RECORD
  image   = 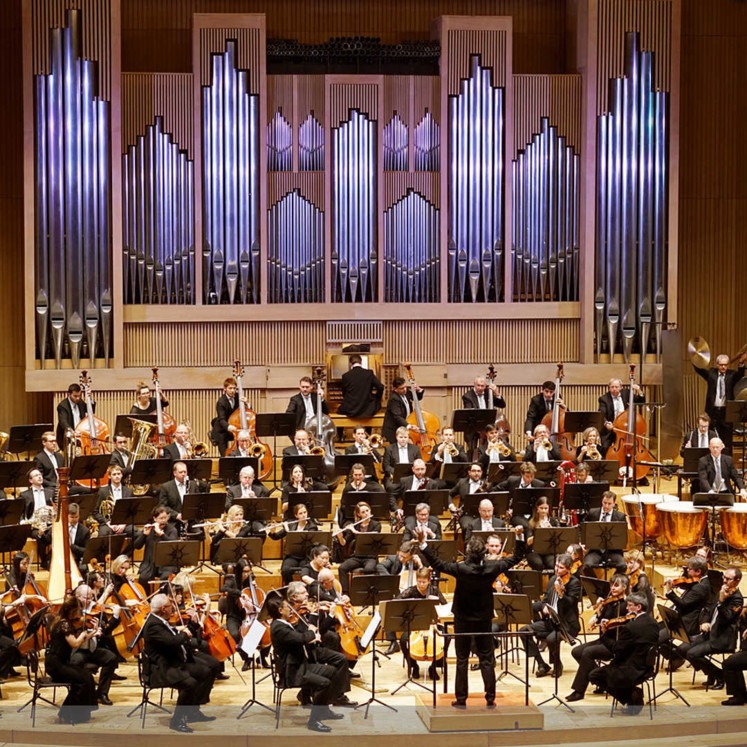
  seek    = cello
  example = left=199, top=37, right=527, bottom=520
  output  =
left=227, top=361, right=274, bottom=480
left=74, top=371, right=111, bottom=487
left=306, top=366, right=339, bottom=487
left=151, top=367, right=176, bottom=449
left=540, top=363, right=575, bottom=461
left=606, top=365, right=653, bottom=482
left=403, top=363, right=440, bottom=461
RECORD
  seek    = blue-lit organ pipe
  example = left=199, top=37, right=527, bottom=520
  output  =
left=383, top=190, right=440, bottom=303
left=595, top=32, right=668, bottom=361
left=414, top=111, right=440, bottom=172
left=511, top=118, right=580, bottom=302
left=34, top=9, right=112, bottom=368
left=299, top=114, right=324, bottom=172
left=383, top=114, right=408, bottom=171
left=447, top=56, right=504, bottom=302
left=122, top=117, right=194, bottom=304
left=332, top=109, right=377, bottom=303
left=202, top=40, right=260, bottom=304
left=267, top=110, right=292, bottom=172
left=268, top=189, right=324, bottom=303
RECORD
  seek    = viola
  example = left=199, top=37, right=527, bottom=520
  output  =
left=601, top=612, right=636, bottom=633
left=670, top=577, right=697, bottom=588
left=540, top=363, right=575, bottom=460
left=403, top=363, right=440, bottom=461
left=238, top=569, right=271, bottom=648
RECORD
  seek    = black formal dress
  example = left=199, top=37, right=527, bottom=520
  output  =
left=338, top=365, right=384, bottom=418
left=337, top=518, right=382, bottom=595
left=133, top=524, right=180, bottom=588
left=129, top=396, right=169, bottom=415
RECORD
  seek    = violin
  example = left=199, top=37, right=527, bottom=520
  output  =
left=601, top=612, right=636, bottom=633
left=629, top=568, right=641, bottom=590
left=670, top=577, right=697, bottom=588
left=590, top=590, right=627, bottom=630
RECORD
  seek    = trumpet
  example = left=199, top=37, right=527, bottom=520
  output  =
left=488, top=439, right=512, bottom=458
left=444, top=442, right=459, bottom=457
left=301, top=444, right=325, bottom=456
left=538, top=438, right=553, bottom=451
left=585, top=442, right=602, bottom=460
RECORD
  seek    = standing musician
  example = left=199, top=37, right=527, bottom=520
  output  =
left=523, top=380, right=561, bottom=439
left=163, top=423, right=192, bottom=462
left=463, top=497, right=505, bottom=542
left=659, top=555, right=712, bottom=671
left=462, top=375, right=507, bottom=455
left=624, top=549, right=654, bottom=611
left=402, top=502, right=442, bottom=542
left=338, top=354, right=384, bottom=418
left=678, top=566, right=743, bottom=690
left=382, top=377, right=424, bottom=444
left=45, top=596, right=99, bottom=725
left=598, top=377, right=645, bottom=452
left=267, top=596, right=347, bottom=733
left=142, top=593, right=217, bottom=733
left=449, top=462, right=490, bottom=536
left=521, top=552, right=582, bottom=678
left=282, top=428, right=312, bottom=457
left=525, top=496, right=559, bottom=571
left=414, top=527, right=526, bottom=708
left=336, top=501, right=381, bottom=595
left=581, top=491, right=628, bottom=576
left=72, top=584, right=120, bottom=705
left=34, top=432, right=65, bottom=488
left=130, top=380, right=169, bottom=415
left=269, top=502, right=321, bottom=584
left=382, top=426, right=422, bottom=491
left=566, top=574, right=630, bottom=702
left=109, top=433, right=133, bottom=476
left=692, top=352, right=747, bottom=454
left=588, top=593, right=660, bottom=713
left=286, top=376, right=329, bottom=431
left=396, top=567, right=447, bottom=681
left=523, top=424, right=562, bottom=463
left=576, top=426, right=605, bottom=461
left=93, top=465, right=134, bottom=537
left=20, top=467, right=54, bottom=520
left=478, top=424, right=516, bottom=470
left=698, top=437, right=746, bottom=497
left=429, top=426, right=469, bottom=465
left=225, top=464, right=270, bottom=512
left=134, top=505, right=179, bottom=589
left=209, top=376, right=240, bottom=457
left=55, top=382, right=90, bottom=446
left=345, top=426, right=383, bottom=466
left=681, top=413, right=718, bottom=455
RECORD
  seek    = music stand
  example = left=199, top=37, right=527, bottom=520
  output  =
left=153, top=540, right=201, bottom=575
left=179, top=459, right=212, bottom=482
left=335, top=453, right=376, bottom=478
left=115, top=414, right=157, bottom=438
left=0, top=524, right=33, bottom=565
left=69, top=454, right=110, bottom=488
left=15, top=606, right=52, bottom=714
left=437, top=462, right=469, bottom=484
left=339, top=492, right=391, bottom=522
left=494, top=593, right=533, bottom=688
left=349, top=574, right=400, bottom=609
left=506, top=569, right=543, bottom=599
left=402, top=489, right=450, bottom=516
left=287, top=491, right=332, bottom=520
left=580, top=576, right=610, bottom=606
left=233, top=496, right=276, bottom=525
left=451, top=408, right=496, bottom=436
left=0, top=462, right=34, bottom=495
left=679, top=448, right=709, bottom=498
left=351, top=607, right=397, bottom=718
left=218, top=456, right=259, bottom=486
left=657, top=604, right=691, bottom=705
left=562, top=482, right=608, bottom=517
left=0, top=499, right=25, bottom=526
left=416, top=539, right=457, bottom=564
left=7, top=424, right=52, bottom=457
left=282, top=531, right=332, bottom=563
left=533, top=461, right=563, bottom=483
left=72, top=492, right=98, bottom=523
left=487, top=461, right=523, bottom=483
left=580, top=522, right=628, bottom=573
left=110, top=496, right=154, bottom=564
left=530, top=527, right=579, bottom=559
left=563, top=411, right=604, bottom=435
left=215, top=537, right=264, bottom=567
left=128, top=458, right=172, bottom=491
left=280, top=454, right=325, bottom=481
left=460, top=491, right=511, bottom=519
left=382, top=598, right=439, bottom=695
left=82, top=535, right=126, bottom=565
left=585, top=460, right=621, bottom=484
left=693, top=492, right=734, bottom=561
left=470, top=530, right=516, bottom=554
left=536, top=602, right=576, bottom=712
left=353, top=533, right=402, bottom=560
left=182, top=492, right=227, bottom=574
left=511, top=487, right=560, bottom=518
left=255, top=412, right=295, bottom=491
left=726, top=400, right=747, bottom=468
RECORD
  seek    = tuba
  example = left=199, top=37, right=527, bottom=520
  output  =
left=128, top=418, right=158, bottom=495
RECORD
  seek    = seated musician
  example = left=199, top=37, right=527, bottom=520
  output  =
left=300, top=544, right=333, bottom=597
left=336, top=501, right=381, bottom=595
left=478, top=424, right=516, bottom=470
left=269, top=501, right=321, bottom=585
left=566, top=573, right=630, bottom=702
left=282, top=428, right=312, bottom=457
left=93, top=465, right=134, bottom=537
left=523, top=424, right=562, bottom=463
left=397, top=567, right=447, bottom=681
left=34, top=431, right=65, bottom=489
left=450, top=462, right=490, bottom=536
left=225, top=464, right=269, bottom=512
left=581, top=491, right=627, bottom=576
left=678, top=566, right=743, bottom=690
left=108, top=433, right=132, bottom=476
left=402, top=502, right=442, bottom=542
left=20, top=467, right=54, bottom=521
left=209, top=504, right=254, bottom=563
left=576, top=427, right=605, bottom=461
left=345, top=426, right=382, bottom=466
left=376, top=540, right=423, bottom=578
left=68, top=503, right=90, bottom=572
left=463, top=497, right=504, bottom=542
left=567, top=543, right=586, bottom=579
left=267, top=596, right=348, bottom=733
left=134, top=505, right=180, bottom=590
left=163, top=423, right=192, bottom=462
left=226, top=429, right=255, bottom=459
left=130, top=380, right=169, bottom=415
left=497, top=461, right=546, bottom=532
left=45, top=596, right=99, bottom=725
left=698, top=437, right=747, bottom=497
left=429, top=427, right=468, bottom=465
left=20, top=468, right=55, bottom=569
left=109, top=554, right=136, bottom=594
left=72, top=584, right=120, bottom=705
left=341, top=462, right=384, bottom=495
left=658, top=555, right=712, bottom=670
left=281, top=463, right=327, bottom=517
left=525, top=496, right=559, bottom=572
left=382, top=426, right=422, bottom=492
left=396, top=458, right=441, bottom=495
left=681, top=413, right=717, bottom=455
left=521, top=552, right=581, bottom=678
left=574, top=462, right=594, bottom=484
left=142, top=593, right=217, bottom=733
left=624, top=549, right=654, bottom=610
left=588, top=592, right=659, bottom=714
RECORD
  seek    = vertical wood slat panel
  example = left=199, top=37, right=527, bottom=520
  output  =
left=329, top=83, right=379, bottom=128
left=267, top=172, right=325, bottom=210
left=199, top=27, right=261, bottom=92
left=447, top=29, right=507, bottom=94
left=412, top=75, right=440, bottom=123
left=296, top=74, right=326, bottom=128
left=382, top=75, right=411, bottom=128
left=267, top=74, right=293, bottom=124
left=121, top=73, right=194, bottom=158
left=596, top=0, right=673, bottom=114
left=383, top=172, right=440, bottom=208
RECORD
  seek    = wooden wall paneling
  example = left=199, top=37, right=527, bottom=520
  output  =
left=267, top=172, right=325, bottom=210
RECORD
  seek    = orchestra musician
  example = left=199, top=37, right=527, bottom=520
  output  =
left=698, top=437, right=746, bottom=497
left=678, top=566, right=743, bottom=690
left=382, top=377, right=424, bottom=444
left=523, top=424, right=562, bottom=463
left=336, top=501, right=381, bottom=595
left=462, top=497, right=505, bottom=542
left=20, top=467, right=54, bottom=521
left=462, top=376, right=506, bottom=456
left=280, top=463, right=327, bottom=517
left=478, top=424, right=516, bottom=470
left=624, top=549, right=654, bottom=610
left=521, top=552, right=581, bottom=678
left=566, top=574, right=630, bottom=702
left=382, top=426, right=421, bottom=491
left=269, top=501, right=321, bottom=584
left=429, top=426, right=468, bottom=465
left=226, top=429, right=255, bottom=459
left=45, top=596, right=99, bottom=725
left=67, top=503, right=90, bottom=572
left=209, top=376, right=240, bottom=457
left=219, top=560, right=262, bottom=671
left=225, top=464, right=270, bottom=512
left=299, top=544, right=333, bottom=596
left=159, top=461, right=203, bottom=533
left=20, top=468, right=55, bottom=569
left=394, top=458, right=441, bottom=496
left=523, top=380, right=561, bottom=439
left=574, top=462, right=594, bottom=484
left=208, top=504, right=254, bottom=563
left=414, top=527, right=526, bottom=708
left=598, top=377, right=645, bottom=452
left=93, top=465, right=134, bottom=537
left=55, top=382, right=90, bottom=447
left=108, top=433, right=132, bottom=476
left=109, top=554, right=134, bottom=593
left=162, top=423, right=191, bottom=462
left=282, top=428, right=312, bottom=457
left=449, top=462, right=490, bottom=536
left=497, top=462, right=546, bottom=532
left=130, top=380, right=169, bottom=415
left=133, top=505, right=180, bottom=589
left=341, top=462, right=384, bottom=495
left=681, top=413, right=718, bottom=455
left=581, top=491, right=627, bottom=576
left=345, top=426, right=383, bottom=465
left=525, top=496, right=559, bottom=571
left=286, top=376, right=328, bottom=431
left=142, top=593, right=217, bottom=733
left=576, top=426, right=605, bottom=461
left=588, top=592, right=660, bottom=714
left=337, top=354, right=384, bottom=418
left=402, top=502, right=442, bottom=542
left=34, top=432, right=65, bottom=489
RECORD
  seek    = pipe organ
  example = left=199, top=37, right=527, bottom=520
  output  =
left=24, top=1, right=679, bottom=387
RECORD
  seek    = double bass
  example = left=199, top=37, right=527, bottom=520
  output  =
left=74, top=371, right=111, bottom=487
left=150, top=367, right=176, bottom=449
left=227, top=361, right=274, bottom=480
left=306, top=366, right=339, bottom=487
left=540, top=363, right=575, bottom=461
left=606, top=365, right=653, bottom=482
left=486, top=364, right=511, bottom=435
left=403, top=363, right=440, bottom=461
